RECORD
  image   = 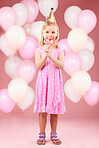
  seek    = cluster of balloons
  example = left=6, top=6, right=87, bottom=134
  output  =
left=0, top=0, right=59, bottom=113
left=58, top=6, right=99, bottom=105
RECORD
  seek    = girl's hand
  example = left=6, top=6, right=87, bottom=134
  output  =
left=45, top=49, right=53, bottom=58
left=43, top=45, right=50, bottom=51
left=44, top=46, right=52, bottom=58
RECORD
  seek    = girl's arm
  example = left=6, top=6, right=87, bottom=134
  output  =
left=35, top=48, right=47, bottom=70
left=49, top=50, right=64, bottom=69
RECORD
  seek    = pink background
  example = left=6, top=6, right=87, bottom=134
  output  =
left=0, top=1, right=99, bottom=148
left=0, top=0, right=99, bottom=118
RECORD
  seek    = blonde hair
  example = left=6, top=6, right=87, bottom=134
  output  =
left=40, top=22, right=59, bottom=49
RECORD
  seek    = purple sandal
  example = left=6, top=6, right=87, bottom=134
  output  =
left=50, top=132, right=62, bottom=145
left=37, top=133, right=46, bottom=145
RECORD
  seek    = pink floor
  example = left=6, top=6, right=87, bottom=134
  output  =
left=0, top=113, right=99, bottom=148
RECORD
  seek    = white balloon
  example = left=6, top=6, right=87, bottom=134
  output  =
left=64, top=79, right=82, bottom=103
left=23, top=23, right=31, bottom=35
left=6, top=25, right=26, bottom=50
left=0, top=34, right=16, bottom=56
left=12, top=3, right=29, bottom=26
left=17, top=87, right=35, bottom=111
left=78, top=49, right=95, bottom=71
left=64, top=6, right=81, bottom=29
left=8, top=78, right=29, bottom=103
left=4, top=56, right=22, bottom=79
left=38, top=0, right=58, bottom=16
left=85, top=36, right=95, bottom=52
left=71, top=70, right=91, bottom=95
left=67, top=28, right=88, bottom=52
left=30, top=21, right=44, bottom=45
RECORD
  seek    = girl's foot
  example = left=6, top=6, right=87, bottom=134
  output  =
left=37, top=133, right=46, bottom=145
left=50, top=132, right=62, bottom=145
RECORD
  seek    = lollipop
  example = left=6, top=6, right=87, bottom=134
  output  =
left=44, top=37, right=55, bottom=45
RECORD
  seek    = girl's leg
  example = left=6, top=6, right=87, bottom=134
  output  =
left=50, top=114, right=61, bottom=144
left=50, top=114, right=58, bottom=132
left=37, top=112, right=48, bottom=145
left=39, top=112, right=48, bottom=133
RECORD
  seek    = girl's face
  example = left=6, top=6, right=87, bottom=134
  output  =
left=43, top=25, right=57, bottom=40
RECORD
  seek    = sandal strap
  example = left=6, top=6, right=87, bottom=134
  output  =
left=37, top=138, right=46, bottom=142
left=39, top=133, right=46, bottom=138
left=52, top=138, right=61, bottom=141
left=50, top=132, right=61, bottom=142
left=37, top=133, right=46, bottom=142
left=50, top=132, right=57, bottom=137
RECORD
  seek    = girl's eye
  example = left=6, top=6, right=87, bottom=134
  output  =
left=46, top=31, right=49, bottom=33
left=52, top=31, right=55, bottom=34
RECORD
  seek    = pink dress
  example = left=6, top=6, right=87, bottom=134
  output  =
left=33, top=46, right=66, bottom=114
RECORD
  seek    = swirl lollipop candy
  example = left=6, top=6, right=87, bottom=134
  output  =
left=44, top=37, right=55, bottom=46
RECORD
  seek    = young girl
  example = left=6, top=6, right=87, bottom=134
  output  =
left=33, top=8, right=66, bottom=145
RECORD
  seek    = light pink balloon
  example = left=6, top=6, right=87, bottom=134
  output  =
left=21, top=0, right=39, bottom=23
left=63, top=52, right=82, bottom=76
left=84, top=81, right=99, bottom=106
left=18, top=36, right=38, bottom=59
left=0, top=89, right=15, bottom=113
left=17, top=60, right=36, bottom=83
left=77, top=10, right=97, bottom=34
left=58, top=39, right=72, bottom=55
left=0, top=7, right=16, bottom=31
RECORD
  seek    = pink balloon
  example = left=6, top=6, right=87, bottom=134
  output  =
left=77, top=10, right=97, bottom=34
left=18, top=36, right=38, bottom=59
left=63, top=52, right=82, bottom=76
left=84, top=81, right=99, bottom=106
left=0, top=7, right=16, bottom=31
left=0, top=89, right=15, bottom=113
left=17, top=60, right=36, bottom=83
left=58, top=39, right=72, bottom=55
left=21, top=0, right=39, bottom=23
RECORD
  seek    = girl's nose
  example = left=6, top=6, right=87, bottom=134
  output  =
left=49, top=32, right=52, bottom=36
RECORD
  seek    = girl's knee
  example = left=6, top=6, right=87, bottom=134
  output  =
left=39, top=112, right=48, bottom=117
left=50, top=114, right=58, bottom=118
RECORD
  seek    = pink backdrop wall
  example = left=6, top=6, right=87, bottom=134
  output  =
left=0, top=0, right=99, bottom=118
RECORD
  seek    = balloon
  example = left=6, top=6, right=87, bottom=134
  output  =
left=63, top=52, right=82, bottom=76
left=0, top=7, right=16, bottom=31
left=71, top=70, right=91, bottom=95
left=4, top=56, right=22, bottom=79
left=0, top=34, right=16, bottom=57
left=21, top=0, right=39, bottom=23
left=17, top=87, right=35, bottom=111
left=38, top=0, right=58, bottom=17
left=67, top=28, right=88, bottom=52
left=58, top=39, right=72, bottom=55
left=85, top=36, right=95, bottom=52
left=12, top=3, right=29, bottom=26
left=84, top=81, right=99, bottom=106
left=77, top=10, right=97, bottom=34
left=6, top=25, right=26, bottom=51
left=0, top=89, right=15, bottom=113
left=78, top=49, right=95, bottom=71
left=64, top=6, right=81, bottom=29
left=23, top=23, right=31, bottom=35
left=17, top=60, right=36, bottom=83
left=64, top=79, right=82, bottom=103
left=30, top=21, right=44, bottom=44
left=8, top=78, right=29, bottom=103
left=18, top=36, right=38, bottom=59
